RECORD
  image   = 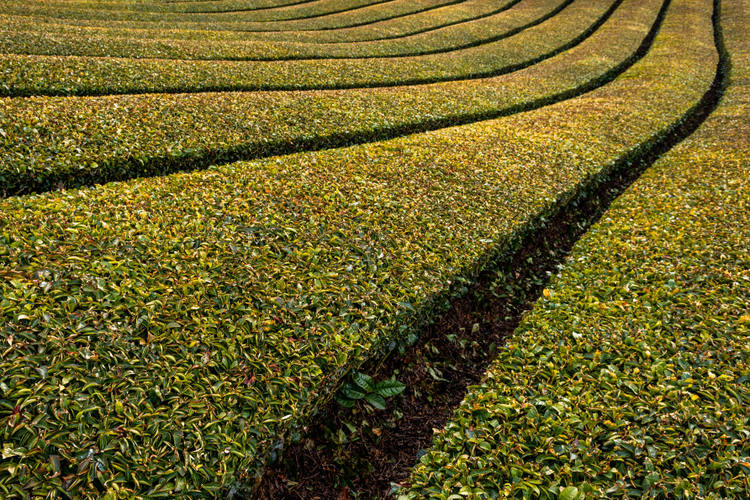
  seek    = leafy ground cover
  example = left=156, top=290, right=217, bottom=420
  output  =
left=0, top=0, right=511, bottom=41
left=0, top=1, right=516, bottom=45
left=0, top=0, right=663, bottom=195
left=6, top=0, right=323, bottom=13
left=0, top=0, right=465, bottom=39
left=404, top=0, right=750, bottom=497
left=53, top=0, right=392, bottom=14
left=0, top=0, right=718, bottom=495
left=1, top=0, right=453, bottom=25
left=0, top=0, right=552, bottom=60
left=0, top=0, right=616, bottom=96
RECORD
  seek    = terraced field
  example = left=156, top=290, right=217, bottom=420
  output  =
left=0, top=0, right=747, bottom=498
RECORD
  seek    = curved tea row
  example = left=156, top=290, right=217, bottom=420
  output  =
left=405, top=0, right=749, bottom=497
left=0, top=0, right=725, bottom=496
left=1, top=0, right=660, bottom=195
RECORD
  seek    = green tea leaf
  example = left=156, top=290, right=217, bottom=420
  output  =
left=352, top=372, right=375, bottom=392
left=365, top=393, right=387, bottom=410
left=374, top=379, right=406, bottom=397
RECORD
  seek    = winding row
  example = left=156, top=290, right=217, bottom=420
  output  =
left=0, top=0, right=734, bottom=497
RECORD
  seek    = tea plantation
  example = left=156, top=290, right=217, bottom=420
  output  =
left=0, top=0, right=747, bottom=498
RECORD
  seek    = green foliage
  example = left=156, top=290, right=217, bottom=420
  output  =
left=336, top=373, right=406, bottom=410
left=1, top=0, right=435, bottom=22
left=0, top=0, right=615, bottom=96
left=0, top=0, right=663, bottom=195
left=374, top=378, right=408, bottom=398
left=0, top=0, right=735, bottom=498
left=405, top=0, right=750, bottom=497
left=0, top=0, right=524, bottom=60
left=558, top=487, right=581, bottom=500
left=0, top=0, right=501, bottom=44
left=0, top=4, right=714, bottom=490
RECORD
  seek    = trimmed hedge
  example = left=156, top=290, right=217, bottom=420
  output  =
left=0, top=0, right=663, bottom=195
left=3, top=0, right=332, bottom=14
left=56, top=0, right=390, bottom=14
left=403, top=0, right=750, bottom=498
left=0, top=0, right=452, bottom=24
left=0, top=0, right=512, bottom=42
left=0, top=0, right=553, bottom=60
left=0, top=0, right=470, bottom=43
left=0, top=1, right=514, bottom=45
left=0, top=0, right=617, bottom=95
left=0, top=0, right=717, bottom=496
